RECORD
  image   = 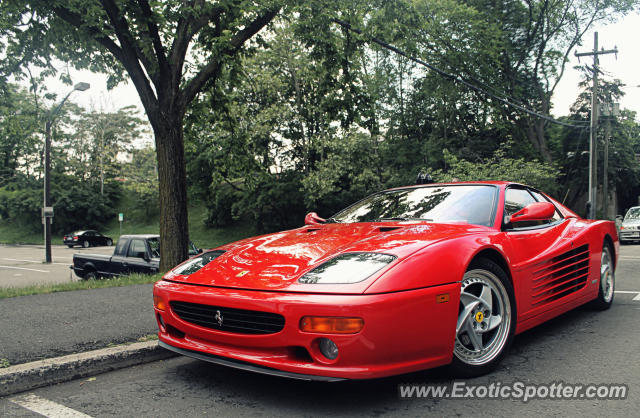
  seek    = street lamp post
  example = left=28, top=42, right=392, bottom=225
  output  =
left=43, top=82, right=90, bottom=263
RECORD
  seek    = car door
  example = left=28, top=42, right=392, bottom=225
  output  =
left=94, top=231, right=105, bottom=246
left=124, top=238, right=154, bottom=274
left=500, top=186, right=585, bottom=321
left=110, top=238, right=130, bottom=276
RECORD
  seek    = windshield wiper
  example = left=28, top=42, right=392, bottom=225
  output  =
left=324, top=217, right=340, bottom=223
left=376, top=217, right=432, bottom=222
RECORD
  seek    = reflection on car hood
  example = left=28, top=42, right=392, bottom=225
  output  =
left=165, top=221, right=490, bottom=292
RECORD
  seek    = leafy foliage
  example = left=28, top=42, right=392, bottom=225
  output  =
left=432, top=146, right=562, bottom=196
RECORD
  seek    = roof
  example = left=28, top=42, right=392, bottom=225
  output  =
left=119, top=234, right=160, bottom=239
left=387, top=181, right=518, bottom=192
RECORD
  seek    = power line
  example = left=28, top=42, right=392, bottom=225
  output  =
left=331, top=18, right=587, bottom=129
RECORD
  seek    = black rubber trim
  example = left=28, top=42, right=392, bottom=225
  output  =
left=158, top=341, right=345, bottom=382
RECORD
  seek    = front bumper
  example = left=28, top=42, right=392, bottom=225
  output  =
left=619, top=231, right=640, bottom=242
left=153, top=280, right=460, bottom=380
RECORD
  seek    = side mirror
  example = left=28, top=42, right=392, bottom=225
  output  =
left=198, top=248, right=203, bottom=254
left=304, top=212, right=326, bottom=225
left=143, top=252, right=151, bottom=262
left=507, top=202, right=556, bottom=224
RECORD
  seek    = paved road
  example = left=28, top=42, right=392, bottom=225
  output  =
left=0, top=244, right=114, bottom=288
left=1, top=244, right=639, bottom=416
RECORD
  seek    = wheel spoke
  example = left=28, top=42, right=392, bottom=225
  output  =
left=460, top=292, right=481, bottom=305
left=479, top=284, right=493, bottom=313
left=456, top=300, right=479, bottom=333
left=463, top=321, right=483, bottom=351
left=485, top=314, right=502, bottom=332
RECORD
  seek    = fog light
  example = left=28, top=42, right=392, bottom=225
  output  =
left=156, top=313, right=166, bottom=332
left=318, top=338, right=339, bottom=360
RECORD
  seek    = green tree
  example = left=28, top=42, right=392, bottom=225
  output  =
left=0, top=85, right=42, bottom=185
left=62, top=105, right=146, bottom=194
left=1, top=0, right=282, bottom=270
left=121, top=145, right=160, bottom=220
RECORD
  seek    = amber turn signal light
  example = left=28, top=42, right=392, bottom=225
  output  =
left=153, top=295, right=167, bottom=311
left=299, top=316, right=364, bottom=334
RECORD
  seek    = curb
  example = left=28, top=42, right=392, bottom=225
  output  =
left=0, top=341, right=176, bottom=397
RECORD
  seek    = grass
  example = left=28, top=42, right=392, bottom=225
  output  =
left=0, top=195, right=255, bottom=250
left=0, top=273, right=163, bottom=299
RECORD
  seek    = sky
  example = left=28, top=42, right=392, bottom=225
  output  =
left=552, top=13, right=640, bottom=117
left=31, top=11, right=640, bottom=126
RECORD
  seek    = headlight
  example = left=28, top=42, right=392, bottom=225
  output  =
left=170, top=250, right=225, bottom=276
left=298, top=253, right=396, bottom=284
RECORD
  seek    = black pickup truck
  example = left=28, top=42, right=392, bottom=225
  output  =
left=72, top=234, right=200, bottom=279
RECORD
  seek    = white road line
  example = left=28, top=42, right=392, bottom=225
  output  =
left=2, top=258, right=69, bottom=266
left=619, top=256, right=640, bottom=259
left=615, top=290, right=640, bottom=301
left=10, top=394, right=92, bottom=417
left=0, top=265, right=50, bottom=273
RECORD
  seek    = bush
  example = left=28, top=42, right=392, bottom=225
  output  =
left=432, top=145, right=562, bottom=196
left=0, top=174, right=122, bottom=234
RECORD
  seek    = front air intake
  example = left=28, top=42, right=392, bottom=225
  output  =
left=170, top=301, right=285, bottom=334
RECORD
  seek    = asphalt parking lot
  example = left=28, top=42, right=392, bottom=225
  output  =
left=1, top=244, right=639, bottom=416
left=0, top=244, right=115, bottom=288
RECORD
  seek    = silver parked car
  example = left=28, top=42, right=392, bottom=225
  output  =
left=620, top=206, right=640, bottom=244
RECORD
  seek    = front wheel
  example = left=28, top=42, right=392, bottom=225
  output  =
left=450, top=258, right=516, bottom=377
left=67, top=245, right=73, bottom=248
left=590, top=243, right=615, bottom=310
left=106, top=239, right=113, bottom=246
left=84, top=271, right=97, bottom=280
left=82, top=240, right=90, bottom=248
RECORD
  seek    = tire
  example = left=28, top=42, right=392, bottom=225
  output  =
left=106, top=239, right=113, bottom=246
left=67, top=245, right=73, bottom=248
left=82, top=240, right=90, bottom=248
left=450, top=258, right=516, bottom=377
left=84, top=271, right=98, bottom=280
left=590, top=242, right=615, bottom=310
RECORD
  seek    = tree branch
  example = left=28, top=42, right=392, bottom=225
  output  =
left=179, top=8, right=280, bottom=111
left=99, top=0, right=157, bottom=81
left=169, top=1, right=223, bottom=94
left=137, top=0, right=170, bottom=83
left=51, top=6, right=126, bottom=63
left=98, top=0, right=159, bottom=113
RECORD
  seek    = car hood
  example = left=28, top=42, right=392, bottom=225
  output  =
left=622, top=219, right=640, bottom=226
left=164, top=222, right=490, bottom=293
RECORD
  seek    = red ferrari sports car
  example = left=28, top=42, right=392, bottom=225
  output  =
left=153, top=181, right=618, bottom=381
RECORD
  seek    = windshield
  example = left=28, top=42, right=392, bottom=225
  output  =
left=332, top=185, right=498, bottom=226
left=624, top=207, right=640, bottom=221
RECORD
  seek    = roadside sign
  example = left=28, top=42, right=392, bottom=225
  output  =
left=118, top=213, right=124, bottom=222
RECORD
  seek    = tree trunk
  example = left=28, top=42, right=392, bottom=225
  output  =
left=151, top=112, right=189, bottom=272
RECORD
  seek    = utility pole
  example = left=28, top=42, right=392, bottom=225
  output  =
left=575, top=32, right=617, bottom=219
left=601, top=102, right=620, bottom=220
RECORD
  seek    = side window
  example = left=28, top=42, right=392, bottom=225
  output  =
left=127, top=239, right=147, bottom=258
left=114, top=239, right=128, bottom=256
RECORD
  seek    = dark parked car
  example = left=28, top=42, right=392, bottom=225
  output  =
left=63, top=230, right=113, bottom=248
left=72, top=234, right=201, bottom=279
